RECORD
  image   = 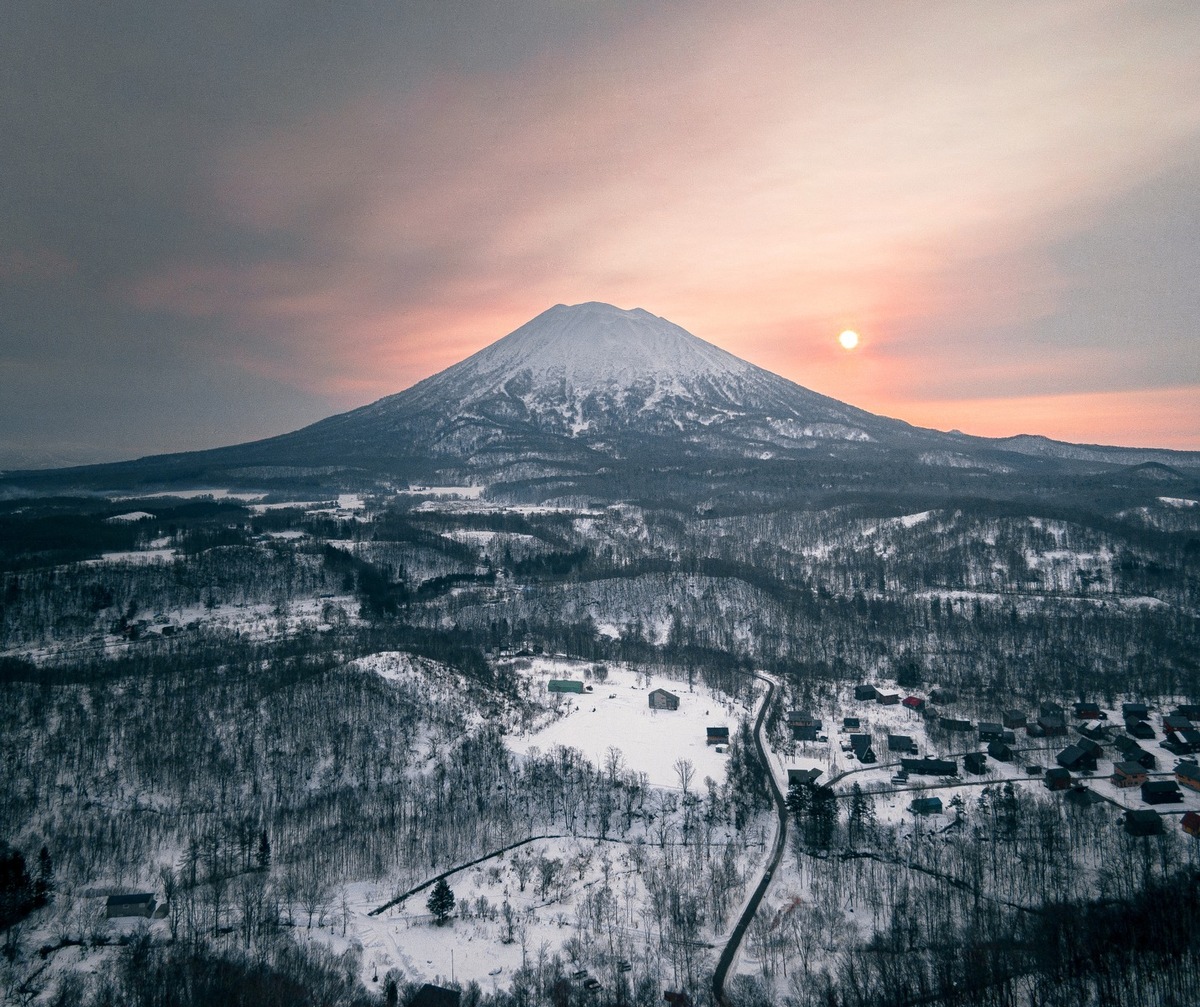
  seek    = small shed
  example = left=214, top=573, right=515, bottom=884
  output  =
left=648, top=688, right=680, bottom=711
left=910, top=797, right=943, bottom=815
left=1125, top=809, right=1164, bottom=837
left=1182, top=811, right=1200, bottom=837
left=842, top=716, right=861, bottom=730
left=1142, top=780, right=1183, bottom=805
left=106, top=893, right=157, bottom=919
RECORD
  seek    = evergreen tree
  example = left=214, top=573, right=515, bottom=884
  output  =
left=426, top=877, right=455, bottom=926
left=33, top=846, right=53, bottom=907
left=0, top=844, right=34, bottom=929
left=255, top=830, right=271, bottom=872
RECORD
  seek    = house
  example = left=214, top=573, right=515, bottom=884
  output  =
left=876, top=692, right=900, bottom=706
left=1122, top=702, right=1150, bottom=721
left=787, top=768, right=823, bottom=787
left=1045, top=767, right=1072, bottom=791
left=648, top=689, right=680, bottom=711
left=987, top=740, right=1013, bottom=762
left=910, top=797, right=943, bottom=815
left=887, top=734, right=917, bottom=753
left=787, top=711, right=822, bottom=741
left=1056, top=745, right=1097, bottom=772
left=1002, top=710, right=1027, bottom=729
left=1175, top=760, right=1200, bottom=792
left=1040, top=701, right=1065, bottom=718
left=548, top=680, right=585, bottom=694
left=900, top=757, right=957, bottom=777
left=1111, top=740, right=1157, bottom=770
left=1125, top=718, right=1155, bottom=740
left=902, top=696, right=926, bottom=712
left=843, top=716, right=861, bottom=730
left=1142, top=780, right=1183, bottom=805
left=1112, top=762, right=1148, bottom=788
left=940, top=717, right=972, bottom=733
left=706, top=726, right=730, bottom=746
left=1037, top=714, right=1068, bottom=737
left=1181, top=730, right=1200, bottom=754
left=1073, top=701, right=1102, bottom=720
left=1077, top=737, right=1103, bottom=760
left=848, top=734, right=877, bottom=763
left=1124, top=809, right=1164, bottom=837
left=1175, top=704, right=1200, bottom=720
left=1182, top=811, right=1200, bottom=837
left=854, top=684, right=879, bottom=701
left=1065, top=784, right=1103, bottom=807
left=964, top=752, right=988, bottom=775
left=1077, top=721, right=1109, bottom=741
left=978, top=722, right=1004, bottom=742
left=411, top=985, right=462, bottom=1007
left=929, top=688, right=957, bottom=704
left=106, top=893, right=157, bottom=919
left=1163, top=714, right=1193, bottom=735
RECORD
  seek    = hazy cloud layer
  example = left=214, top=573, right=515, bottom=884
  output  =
left=3, top=0, right=1199, bottom=462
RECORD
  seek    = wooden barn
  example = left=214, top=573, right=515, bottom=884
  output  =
left=648, top=688, right=680, bottom=711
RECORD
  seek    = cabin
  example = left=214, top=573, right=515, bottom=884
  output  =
left=978, top=722, right=1004, bottom=743
left=1065, top=784, right=1103, bottom=807
left=1077, top=721, right=1109, bottom=741
left=1037, top=714, right=1068, bottom=737
left=910, top=797, right=943, bottom=815
left=848, top=734, right=877, bottom=763
left=929, top=688, right=957, bottom=705
left=1175, top=760, right=1200, bottom=792
left=787, top=711, right=822, bottom=741
left=963, top=752, right=988, bottom=775
left=706, top=726, right=730, bottom=746
left=1044, top=767, right=1072, bottom=791
left=1002, top=710, right=1027, bottom=729
left=1142, top=780, right=1183, bottom=805
left=887, top=734, right=917, bottom=754
left=1077, top=737, right=1103, bottom=760
left=787, top=768, right=823, bottom=787
left=648, top=689, right=680, bottom=711
left=411, top=985, right=462, bottom=1007
left=1182, top=811, right=1200, bottom=837
left=548, top=680, right=585, bottom=694
left=1163, top=714, right=1193, bottom=735
left=902, top=696, right=925, bottom=712
left=1175, top=704, right=1200, bottom=720
left=1123, top=702, right=1150, bottom=721
left=1073, top=701, right=1102, bottom=720
left=900, top=757, right=957, bottom=777
left=1056, top=745, right=1097, bottom=772
left=106, top=893, right=157, bottom=919
left=1181, top=730, right=1200, bottom=754
left=1125, top=718, right=1155, bottom=740
left=854, top=685, right=879, bottom=701
left=1040, top=701, right=1065, bottom=718
left=1112, top=761, right=1148, bottom=788
left=1125, top=809, right=1164, bottom=837
left=940, top=717, right=972, bottom=733
left=842, top=716, right=861, bottom=730
left=987, top=740, right=1013, bottom=762
left=876, top=692, right=900, bottom=706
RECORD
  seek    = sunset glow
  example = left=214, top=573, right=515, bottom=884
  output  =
left=2, top=1, right=1199, bottom=461
left=839, top=331, right=860, bottom=351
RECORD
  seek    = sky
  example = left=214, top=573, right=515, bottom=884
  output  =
left=2, top=0, right=1199, bottom=466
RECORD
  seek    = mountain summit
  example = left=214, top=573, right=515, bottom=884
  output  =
left=7, top=300, right=1200, bottom=499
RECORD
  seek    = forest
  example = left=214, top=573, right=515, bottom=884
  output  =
left=1, top=475, right=1199, bottom=1006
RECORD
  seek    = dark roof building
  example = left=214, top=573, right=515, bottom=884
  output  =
left=842, top=716, right=861, bottom=730
left=876, top=692, right=900, bottom=705
left=929, top=688, right=957, bottom=704
left=978, top=722, right=1004, bottom=742
left=1056, top=745, right=1097, bottom=772
left=1183, top=811, right=1200, bottom=837
left=900, top=757, right=957, bottom=777
left=964, top=752, right=988, bottom=775
left=787, top=768, right=823, bottom=787
left=1002, top=710, right=1027, bottom=729
left=411, top=985, right=462, bottom=1007
left=1125, top=719, right=1155, bottom=740
left=1112, top=762, right=1148, bottom=788
left=648, top=688, right=680, bottom=711
left=548, top=679, right=585, bottom=694
left=1176, top=761, right=1200, bottom=792
left=887, top=734, right=917, bottom=753
left=1122, top=702, right=1150, bottom=721
left=1045, top=767, right=1072, bottom=791
left=854, top=685, right=879, bottom=701
left=106, top=893, right=157, bottom=919
left=1142, top=780, right=1183, bottom=805
left=902, top=696, right=925, bottom=711
left=940, top=717, right=973, bottom=733
left=1073, top=701, right=1102, bottom=720
left=1038, top=714, right=1068, bottom=737
left=1163, top=715, right=1193, bottom=735
left=910, top=797, right=943, bottom=815
left=987, top=740, right=1013, bottom=762
left=1125, top=809, right=1163, bottom=836
left=706, top=726, right=730, bottom=745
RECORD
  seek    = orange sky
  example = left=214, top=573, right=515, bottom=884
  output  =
left=3, top=0, right=1200, bottom=460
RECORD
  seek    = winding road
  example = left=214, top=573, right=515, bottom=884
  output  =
left=712, top=673, right=788, bottom=1007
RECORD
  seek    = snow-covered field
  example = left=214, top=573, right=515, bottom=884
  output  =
left=503, top=658, right=750, bottom=789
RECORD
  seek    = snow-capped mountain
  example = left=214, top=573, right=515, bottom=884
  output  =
left=5, top=300, right=1200, bottom=499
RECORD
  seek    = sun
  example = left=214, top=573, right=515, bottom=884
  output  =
left=838, top=329, right=860, bottom=351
